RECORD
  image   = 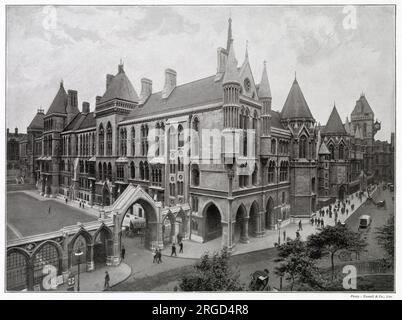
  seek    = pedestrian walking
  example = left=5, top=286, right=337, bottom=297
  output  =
left=295, top=231, right=300, bottom=239
left=82, top=201, right=85, bottom=209
left=121, top=246, right=125, bottom=260
left=157, top=249, right=163, bottom=263
left=171, top=243, right=177, bottom=257
left=298, top=220, right=303, bottom=231
left=179, top=241, right=183, bottom=253
left=104, top=271, right=110, bottom=290
left=152, top=249, right=157, bottom=263
left=48, top=205, right=51, bottom=215
left=321, top=218, right=324, bottom=227
left=65, top=197, right=68, bottom=204
left=283, top=230, right=286, bottom=242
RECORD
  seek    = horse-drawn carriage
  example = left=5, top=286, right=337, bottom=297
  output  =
left=249, top=269, right=271, bottom=291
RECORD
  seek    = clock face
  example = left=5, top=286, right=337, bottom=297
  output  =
left=244, top=78, right=251, bottom=92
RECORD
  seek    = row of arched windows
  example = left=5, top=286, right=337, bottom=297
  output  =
left=98, top=162, right=112, bottom=181
left=43, top=135, right=52, bottom=156
left=78, top=132, right=95, bottom=156
left=328, top=142, right=347, bottom=160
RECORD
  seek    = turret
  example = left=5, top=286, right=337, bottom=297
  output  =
left=258, top=61, right=272, bottom=136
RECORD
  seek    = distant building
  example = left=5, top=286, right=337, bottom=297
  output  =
left=6, top=127, right=27, bottom=182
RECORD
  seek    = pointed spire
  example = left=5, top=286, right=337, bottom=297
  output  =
left=222, top=39, right=240, bottom=85
left=324, top=105, right=347, bottom=134
left=281, top=76, right=314, bottom=120
left=60, top=79, right=64, bottom=88
left=245, top=40, right=249, bottom=60
left=258, top=60, right=271, bottom=99
left=226, top=17, right=233, bottom=52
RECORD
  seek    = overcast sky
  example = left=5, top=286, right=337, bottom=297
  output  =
left=6, top=5, right=395, bottom=141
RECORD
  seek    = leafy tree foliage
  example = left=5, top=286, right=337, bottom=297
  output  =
left=274, top=239, right=323, bottom=291
left=376, top=216, right=394, bottom=265
left=306, top=224, right=367, bottom=279
left=179, top=247, right=244, bottom=291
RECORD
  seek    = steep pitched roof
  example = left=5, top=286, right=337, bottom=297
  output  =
left=323, top=106, right=347, bottom=135
left=258, top=62, right=271, bottom=99
left=63, top=112, right=95, bottom=132
left=99, top=65, right=139, bottom=104
left=281, top=78, right=314, bottom=120
left=125, top=75, right=223, bottom=120
left=269, top=110, right=285, bottom=129
left=318, top=142, right=331, bottom=154
left=28, top=111, right=44, bottom=130
left=351, top=94, right=374, bottom=116
left=46, top=83, right=68, bottom=116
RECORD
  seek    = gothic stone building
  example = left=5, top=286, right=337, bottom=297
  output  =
left=20, top=18, right=390, bottom=251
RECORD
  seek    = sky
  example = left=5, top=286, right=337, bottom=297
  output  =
left=6, top=5, right=395, bottom=141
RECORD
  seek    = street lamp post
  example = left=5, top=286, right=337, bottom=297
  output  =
left=74, top=248, right=84, bottom=291
left=277, top=219, right=282, bottom=245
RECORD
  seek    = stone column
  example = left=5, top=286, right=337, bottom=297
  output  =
left=221, top=221, right=233, bottom=250
left=240, top=217, right=250, bottom=243
left=61, top=232, right=70, bottom=281
left=254, top=211, right=265, bottom=237
left=86, top=243, right=95, bottom=271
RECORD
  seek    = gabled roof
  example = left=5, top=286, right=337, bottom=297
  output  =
left=28, top=111, right=44, bottom=130
left=281, top=78, right=314, bottom=120
left=318, top=142, right=331, bottom=154
left=63, top=112, right=95, bottom=132
left=99, top=65, right=139, bottom=104
left=351, top=94, right=374, bottom=116
left=258, top=62, right=271, bottom=99
left=46, top=83, right=68, bottom=116
left=323, top=106, right=347, bottom=135
left=125, top=75, right=223, bottom=120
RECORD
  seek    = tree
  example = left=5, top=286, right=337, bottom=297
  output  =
left=376, top=216, right=394, bottom=265
left=274, top=239, right=323, bottom=291
left=306, top=224, right=367, bottom=279
left=179, top=247, right=244, bottom=291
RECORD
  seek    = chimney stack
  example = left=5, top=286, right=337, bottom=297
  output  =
left=67, top=90, right=78, bottom=109
left=162, top=69, right=177, bottom=99
left=7, top=128, right=9, bottom=135
left=106, top=74, right=114, bottom=90
left=139, top=78, right=152, bottom=104
left=15, top=127, right=18, bottom=135
left=82, top=102, right=90, bottom=114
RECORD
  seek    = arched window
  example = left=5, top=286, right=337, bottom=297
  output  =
left=144, top=161, right=149, bottom=180
left=139, top=161, right=144, bottom=180
left=131, top=127, right=135, bottom=156
left=159, top=123, right=165, bottom=156
left=120, top=128, right=127, bottom=156
left=155, top=123, right=160, bottom=157
left=191, top=164, right=200, bottom=186
left=103, top=162, right=107, bottom=181
left=107, top=162, right=112, bottom=180
left=268, top=161, right=275, bottom=183
left=192, top=117, right=200, bottom=157
left=130, top=161, right=135, bottom=179
left=299, top=136, right=307, bottom=158
left=169, top=126, right=176, bottom=150
left=280, top=161, right=289, bottom=182
left=178, top=124, right=184, bottom=148
left=106, top=122, right=112, bottom=156
left=252, top=164, right=258, bottom=185
left=329, top=144, right=335, bottom=160
left=271, top=138, right=276, bottom=154
left=339, top=143, right=344, bottom=160
left=363, top=123, right=367, bottom=137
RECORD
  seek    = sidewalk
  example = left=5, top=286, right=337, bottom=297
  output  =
left=56, top=263, right=132, bottom=292
left=18, top=189, right=101, bottom=218
left=161, top=188, right=375, bottom=259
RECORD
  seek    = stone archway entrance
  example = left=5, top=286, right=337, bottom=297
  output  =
left=204, top=203, right=222, bottom=242
left=234, top=205, right=248, bottom=244
left=93, top=226, right=113, bottom=267
left=265, top=197, right=274, bottom=229
left=248, top=201, right=259, bottom=237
